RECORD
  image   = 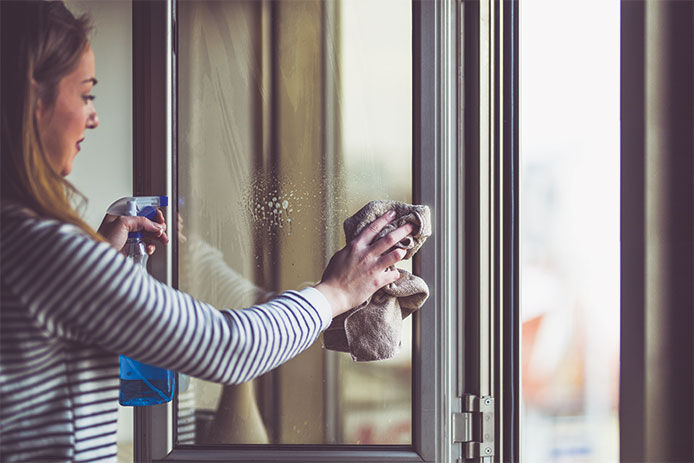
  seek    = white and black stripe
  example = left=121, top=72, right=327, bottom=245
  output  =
left=0, top=206, right=332, bottom=461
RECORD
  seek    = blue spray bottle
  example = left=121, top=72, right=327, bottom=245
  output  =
left=106, top=195, right=176, bottom=406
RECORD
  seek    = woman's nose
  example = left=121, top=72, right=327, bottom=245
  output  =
left=87, top=110, right=99, bottom=129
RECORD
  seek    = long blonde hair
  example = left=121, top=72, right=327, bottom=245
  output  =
left=1, top=0, right=104, bottom=241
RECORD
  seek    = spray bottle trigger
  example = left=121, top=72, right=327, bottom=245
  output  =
left=139, top=206, right=158, bottom=221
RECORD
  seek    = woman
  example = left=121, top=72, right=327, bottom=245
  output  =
left=0, top=1, right=412, bottom=460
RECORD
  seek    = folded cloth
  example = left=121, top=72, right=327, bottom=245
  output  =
left=324, top=201, right=431, bottom=361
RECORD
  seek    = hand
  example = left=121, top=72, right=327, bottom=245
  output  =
left=97, top=209, right=169, bottom=255
left=315, top=210, right=415, bottom=318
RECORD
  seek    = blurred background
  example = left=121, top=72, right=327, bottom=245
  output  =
left=520, top=0, right=620, bottom=461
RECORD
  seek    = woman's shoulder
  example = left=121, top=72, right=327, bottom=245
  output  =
left=1, top=201, right=39, bottom=218
left=1, top=202, right=91, bottom=242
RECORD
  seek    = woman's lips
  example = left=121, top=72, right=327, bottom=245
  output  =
left=76, top=138, right=85, bottom=151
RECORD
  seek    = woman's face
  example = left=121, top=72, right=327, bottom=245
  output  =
left=36, top=45, right=99, bottom=177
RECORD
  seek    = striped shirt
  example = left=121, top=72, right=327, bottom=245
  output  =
left=176, top=234, right=278, bottom=444
left=0, top=205, right=332, bottom=462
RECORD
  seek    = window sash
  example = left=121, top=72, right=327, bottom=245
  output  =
left=133, top=0, right=472, bottom=461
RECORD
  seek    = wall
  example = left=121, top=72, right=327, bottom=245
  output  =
left=65, top=0, right=134, bottom=453
left=65, top=0, right=132, bottom=230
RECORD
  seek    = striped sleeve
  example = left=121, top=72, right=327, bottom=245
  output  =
left=1, top=216, right=333, bottom=385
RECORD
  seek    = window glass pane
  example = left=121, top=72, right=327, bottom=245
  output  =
left=175, top=0, right=412, bottom=445
left=520, top=1, right=620, bottom=461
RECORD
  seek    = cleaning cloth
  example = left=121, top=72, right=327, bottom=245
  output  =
left=323, top=200, right=431, bottom=361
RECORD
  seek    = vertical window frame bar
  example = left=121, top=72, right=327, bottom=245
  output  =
left=500, top=0, right=519, bottom=460
left=462, top=1, right=519, bottom=462
left=131, top=0, right=175, bottom=460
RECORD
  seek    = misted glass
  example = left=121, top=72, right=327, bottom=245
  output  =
left=520, top=0, right=620, bottom=461
left=175, top=0, right=412, bottom=445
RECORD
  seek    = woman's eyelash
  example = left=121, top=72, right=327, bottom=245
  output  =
left=82, top=95, right=95, bottom=102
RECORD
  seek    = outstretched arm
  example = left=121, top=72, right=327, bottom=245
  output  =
left=1, top=210, right=411, bottom=385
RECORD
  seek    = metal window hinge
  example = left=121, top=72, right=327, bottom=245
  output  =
left=453, top=394, right=495, bottom=460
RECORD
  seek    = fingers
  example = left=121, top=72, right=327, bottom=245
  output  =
left=153, top=210, right=169, bottom=244
left=128, top=216, right=169, bottom=244
left=377, top=247, right=407, bottom=270
left=155, top=209, right=166, bottom=225
left=148, top=227, right=169, bottom=245
left=135, top=216, right=166, bottom=235
left=371, top=222, right=415, bottom=256
left=371, top=266, right=402, bottom=293
left=382, top=266, right=401, bottom=286
left=355, top=210, right=397, bottom=245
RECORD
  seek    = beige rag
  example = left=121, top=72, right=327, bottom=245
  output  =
left=323, top=200, right=431, bottom=361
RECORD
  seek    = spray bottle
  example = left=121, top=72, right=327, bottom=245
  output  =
left=106, top=196, right=176, bottom=406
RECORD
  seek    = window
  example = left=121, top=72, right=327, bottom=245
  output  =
left=131, top=0, right=519, bottom=461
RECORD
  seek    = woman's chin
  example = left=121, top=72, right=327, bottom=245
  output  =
left=63, top=153, right=78, bottom=176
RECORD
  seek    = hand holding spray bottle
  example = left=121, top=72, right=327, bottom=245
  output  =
left=106, top=195, right=175, bottom=406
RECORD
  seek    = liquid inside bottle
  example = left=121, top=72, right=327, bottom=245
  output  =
left=119, top=356, right=175, bottom=406
left=119, top=231, right=175, bottom=406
